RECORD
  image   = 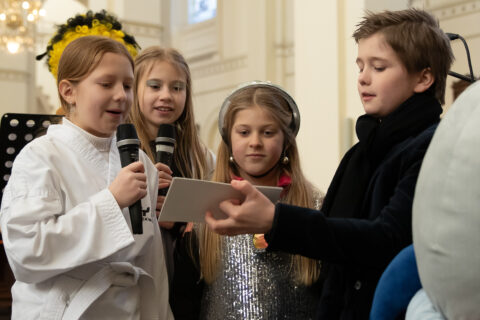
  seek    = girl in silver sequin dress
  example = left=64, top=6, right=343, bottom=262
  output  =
left=198, top=82, right=323, bottom=320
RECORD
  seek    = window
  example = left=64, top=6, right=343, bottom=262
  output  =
left=188, top=0, right=217, bottom=24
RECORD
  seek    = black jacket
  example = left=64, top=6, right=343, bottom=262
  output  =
left=265, top=96, right=439, bottom=319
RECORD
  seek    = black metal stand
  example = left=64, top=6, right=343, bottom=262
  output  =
left=0, top=113, right=63, bottom=203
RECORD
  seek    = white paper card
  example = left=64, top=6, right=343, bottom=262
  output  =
left=158, top=177, right=282, bottom=222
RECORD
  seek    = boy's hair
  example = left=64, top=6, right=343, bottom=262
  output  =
left=127, top=46, right=209, bottom=180
left=198, top=85, right=321, bottom=286
left=57, top=36, right=134, bottom=115
left=353, top=8, right=454, bottom=104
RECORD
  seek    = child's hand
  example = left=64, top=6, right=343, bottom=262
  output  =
left=155, top=162, right=173, bottom=190
left=159, top=221, right=175, bottom=229
left=109, top=162, right=147, bottom=209
left=205, top=180, right=275, bottom=235
left=156, top=195, right=166, bottom=218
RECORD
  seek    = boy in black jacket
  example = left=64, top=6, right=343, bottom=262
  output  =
left=205, top=8, right=454, bottom=319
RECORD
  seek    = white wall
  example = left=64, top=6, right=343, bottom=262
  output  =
left=293, top=1, right=340, bottom=191
left=35, top=0, right=87, bottom=114
left=0, top=52, right=32, bottom=115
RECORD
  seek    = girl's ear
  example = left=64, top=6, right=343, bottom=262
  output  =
left=413, top=67, right=435, bottom=93
left=58, top=79, right=76, bottom=105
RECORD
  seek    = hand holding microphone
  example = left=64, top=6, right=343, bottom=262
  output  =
left=156, top=162, right=173, bottom=194
left=109, top=162, right=147, bottom=208
left=113, top=123, right=145, bottom=234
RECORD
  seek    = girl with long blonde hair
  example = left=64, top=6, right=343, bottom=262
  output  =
left=199, top=81, right=322, bottom=319
left=128, top=46, right=214, bottom=319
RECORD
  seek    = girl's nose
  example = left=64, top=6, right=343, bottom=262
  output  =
left=158, top=86, right=172, bottom=101
left=114, top=84, right=128, bottom=101
left=249, top=132, right=262, bottom=147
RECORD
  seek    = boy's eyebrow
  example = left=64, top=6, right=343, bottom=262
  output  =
left=356, top=56, right=389, bottom=64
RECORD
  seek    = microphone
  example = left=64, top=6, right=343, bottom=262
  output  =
left=446, top=32, right=459, bottom=40
left=116, top=123, right=143, bottom=234
left=446, top=32, right=476, bottom=83
left=154, top=124, right=176, bottom=196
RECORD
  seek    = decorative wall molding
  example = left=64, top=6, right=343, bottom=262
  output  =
left=410, top=0, right=480, bottom=19
left=190, top=55, right=248, bottom=78
left=274, top=43, right=294, bottom=57
left=35, top=21, right=164, bottom=47
left=0, top=69, right=30, bottom=82
left=177, top=18, right=218, bottom=60
left=122, top=20, right=163, bottom=39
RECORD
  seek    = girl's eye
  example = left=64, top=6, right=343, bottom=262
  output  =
left=124, top=83, right=132, bottom=90
left=374, top=66, right=385, bottom=72
left=239, top=130, right=249, bottom=136
left=148, top=84, right=160, bottom=89
left=172, top=83, right=186, bottom=92
left=146, top=80, right=161, bottom=90
left=100, top=83, right=112, bottom=88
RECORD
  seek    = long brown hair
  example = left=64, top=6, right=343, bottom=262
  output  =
left=128, top=46, right=209, bottom=179
left=198, top=85, right=321, bottom=286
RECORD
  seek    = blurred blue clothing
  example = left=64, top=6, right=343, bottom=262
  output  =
left=369, top=245, right=421, bottom=320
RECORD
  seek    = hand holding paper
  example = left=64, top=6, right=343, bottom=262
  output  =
left=205, top=179, right=277, bottom=236
left=159, top=178, right=281, bottom=225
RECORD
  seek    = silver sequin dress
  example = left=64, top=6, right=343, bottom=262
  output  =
left=200, top=191, right=323, bottom=320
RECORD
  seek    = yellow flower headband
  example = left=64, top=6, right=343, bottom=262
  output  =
left=36, top=10, right=140, bottom=80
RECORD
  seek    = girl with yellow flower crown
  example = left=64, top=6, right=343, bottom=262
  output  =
left=198, top=81, right=323, bottom=319
left=1, top=35, right=173, bottom=319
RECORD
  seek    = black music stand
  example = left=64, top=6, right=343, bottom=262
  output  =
left=0, top=113, right=63, bottom=204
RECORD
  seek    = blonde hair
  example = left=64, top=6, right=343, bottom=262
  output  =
left=198, top=86, right=321, bottom=286
left=128, top=46, right=209, bottom=179
left=57, top=35, right=134, bottom=116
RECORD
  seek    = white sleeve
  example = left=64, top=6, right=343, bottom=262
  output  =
left=0, top=146, right=134, bottom=284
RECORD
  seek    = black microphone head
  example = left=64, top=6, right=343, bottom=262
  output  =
left=155, top=124, right=176, bottom=145
left=116, top=123, right=140, bottom=149
left=117, top=123, right=139, bottom=141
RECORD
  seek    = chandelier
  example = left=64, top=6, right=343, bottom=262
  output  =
left=0, top=0, right=45, bottom=54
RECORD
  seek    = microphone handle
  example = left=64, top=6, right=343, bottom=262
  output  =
left=118, top=146, right=142, bottom=234
left=119, top=148, right=139, bottom=167
left=129, top=200, right=143, bottom=234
